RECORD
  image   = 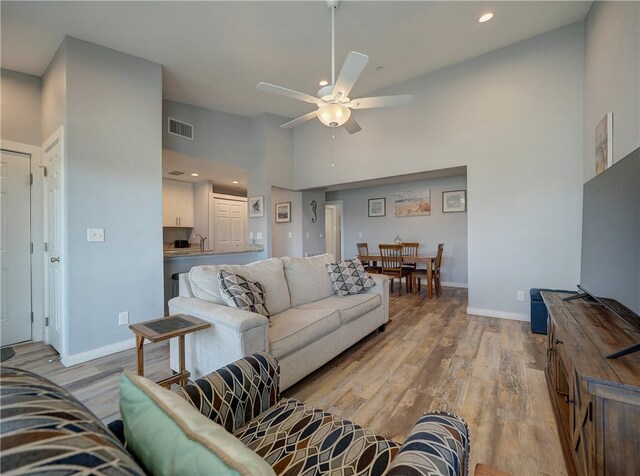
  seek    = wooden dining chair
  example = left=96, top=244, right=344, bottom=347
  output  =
left=379, top=244, right=412, bottom=296
left=432, top=243, right=444, bottom=297
left=401, top=242, right=419, bottom=271
left=356, top=242, right=380, bottom=274
left=411, top=243, right=444, bottom=297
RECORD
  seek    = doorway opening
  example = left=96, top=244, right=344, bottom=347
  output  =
left=325, top=200, right=343, bottom=260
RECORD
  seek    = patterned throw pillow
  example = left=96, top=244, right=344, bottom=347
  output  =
left=326, top=258, right=376, bottom=297
left=218, top=270, right=270, bottom=317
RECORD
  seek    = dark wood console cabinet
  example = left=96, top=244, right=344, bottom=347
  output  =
left=542, top=292, right=640, bottom=476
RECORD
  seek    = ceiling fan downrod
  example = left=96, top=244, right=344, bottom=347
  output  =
left=327, top=0, right=340, bottom=86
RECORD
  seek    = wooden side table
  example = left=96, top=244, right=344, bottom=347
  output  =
left=129, top=314, right=210, bottom=388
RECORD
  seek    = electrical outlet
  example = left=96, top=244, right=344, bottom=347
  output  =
left=358, top=232, right=363, bottom=238
left=249, top=231, right=254, bottom=240
left=118, top=311, right=129, bottom=325
left=87, top=228, right=105, bottom=242
left=256, top=232, right=263, bottom=240
left=288, top=232, right=293, bottom=239
left=516, top=290, right=525, bottom=301
left=320, top=233, right=324, bottom=238
left=306, top=232, right=310, bottom=238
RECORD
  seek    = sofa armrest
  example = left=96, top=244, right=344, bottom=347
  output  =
left=365, top=273, right=390, bottom=315
left=176, top=352, right=280, bottom=433
left=168, top=296, right=268, bottom=333
left=385, top=412, right=470, bottom=476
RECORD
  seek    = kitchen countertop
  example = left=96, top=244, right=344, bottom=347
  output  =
left=163, top=246, right=264, bottom=259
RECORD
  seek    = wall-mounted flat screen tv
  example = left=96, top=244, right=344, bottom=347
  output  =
left=579, top=147, right=639, bottom=357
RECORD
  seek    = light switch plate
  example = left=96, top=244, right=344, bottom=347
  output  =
left=249, top=231, right=254, bottom=240
left=87, top=228, right=105, bottom=242
left=256, top=232, right=263, bottom=240
left=118, top=311, right=129, bottom=325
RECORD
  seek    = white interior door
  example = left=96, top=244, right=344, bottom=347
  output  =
left=0, top=150, right=32, bottom=346
left=43, top=133, right=64, bottom=353
left=210, top=196, right=247, bottom=251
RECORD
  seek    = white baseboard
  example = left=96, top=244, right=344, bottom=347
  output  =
left=466, top=307, right=529, bottom=322
left=60, top=338, right=136, bottom=367
left=442, top=281, right=468, bottom=288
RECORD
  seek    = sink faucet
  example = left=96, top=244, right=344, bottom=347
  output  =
left=194, top=234, right=207, bottom=252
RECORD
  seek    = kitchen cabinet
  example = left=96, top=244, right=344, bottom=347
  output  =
left=163, top=179, right=194, bottom=227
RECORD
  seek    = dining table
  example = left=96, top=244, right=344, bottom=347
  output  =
left=357, top=253, right=437, bottom=298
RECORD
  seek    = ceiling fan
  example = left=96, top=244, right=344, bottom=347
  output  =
left=256, top=0, right=413, bottom=134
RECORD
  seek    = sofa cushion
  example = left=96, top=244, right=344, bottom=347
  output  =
left=234, top=398, right=400, bottom=475
left=0, top=367, right=145, bottom=476
left=218, top=270, right=270, bottom=318
left=189, top=258, right=291, bottom=314
left=269, top=307, right=341, bottom=359
left=282, top=253, right=336, bottom=306
left=327, top=257, right=376, bottom=297
left=296, top=292, right=382, bottom=325
left=120, top=370, right=276, bottom=476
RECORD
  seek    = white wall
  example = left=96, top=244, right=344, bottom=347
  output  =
left=42, top=37, right=164, bottom=358
left=583, top=1, right=640, bottom=183
left=294, top=24, right=585, bottom=320
left=1, top=69, right=41, bottom=146
left=327, top=174, right=468, bottom=286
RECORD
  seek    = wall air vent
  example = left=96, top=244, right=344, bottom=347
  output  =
left=168, top=171, right=184, bottom=176
left=168, top=117, right=194, bottom=140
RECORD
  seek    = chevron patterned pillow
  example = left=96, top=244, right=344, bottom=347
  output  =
left=326, top=258, right=376, bottom=297
left=218, top=270, right=270, bottom=317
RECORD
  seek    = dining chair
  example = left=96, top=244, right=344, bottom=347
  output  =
left=401, top=242, right=419, bottom=271
left=356, top=243, right=380, bottom=274
left=411, top=243, right=444, bottom=297
left=379, top=244, right=412, bottom=296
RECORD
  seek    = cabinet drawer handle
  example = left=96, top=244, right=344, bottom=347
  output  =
left=564, top=395, right=574, bottom=404
left=555, top=338, right=563, bottom=345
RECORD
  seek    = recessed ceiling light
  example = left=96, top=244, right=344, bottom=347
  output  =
left=319, top=80, right=328, bottom=86
left=479, top=12, right=494, bottom=23
left=191, top=173, right=199, bottom=177
left=232, top=180, right=239, bottom=184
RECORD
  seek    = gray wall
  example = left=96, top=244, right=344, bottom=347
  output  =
left=163, top=100, right=252, bottom=169
left=327, top=175, right=468, bottom=286
left=1, top=69, right=41, bottom=146
left=301, top=190, right=326, bottom=257
left=271, top=186, right=302, bottom=258
left=583, top=1, right=640, bottom=182
left=293, top=24, right=585, bottom=320
left=42, top=37, right=164, bottom=356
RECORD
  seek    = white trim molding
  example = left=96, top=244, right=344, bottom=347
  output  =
left=441, top=281, right=468, bottom=288
left=466, top=307, right=529, bottom=322
left=60, top=338, right=138, bottom=367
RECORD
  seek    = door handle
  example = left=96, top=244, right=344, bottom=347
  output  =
left=50, top=257, right=60, bottom=263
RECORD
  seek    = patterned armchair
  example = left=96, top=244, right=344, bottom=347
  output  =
left=174, top=352, right=470, bottom=476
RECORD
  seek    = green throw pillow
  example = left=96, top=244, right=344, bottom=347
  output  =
left=119, top=370, right=276, bottom=476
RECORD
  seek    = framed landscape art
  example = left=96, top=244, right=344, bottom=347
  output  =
left=275, top=202, right=291, bottom=223
left=395, top=189, right=431, bottom=217
left=442, top=190, right=467, bottom=213
left=368, top=198, right=386, bottom=217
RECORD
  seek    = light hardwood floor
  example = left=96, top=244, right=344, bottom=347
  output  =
left=3, top=287, right=566, bottom=475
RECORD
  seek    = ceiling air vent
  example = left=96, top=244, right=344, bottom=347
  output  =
left=168, top=171, right=184, bottom=176
left=168, top=117, right=193, bottom=140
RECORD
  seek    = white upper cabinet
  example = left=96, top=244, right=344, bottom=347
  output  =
left=163, top=179, right=195, bottom=227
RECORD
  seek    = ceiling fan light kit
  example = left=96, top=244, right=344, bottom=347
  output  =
left=256, top=0, right=413, bottom=134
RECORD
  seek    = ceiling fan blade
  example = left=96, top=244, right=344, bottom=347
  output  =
left=257, top=82, right=321, bottom=105
left=349, top=94, right=414, bottom=109
left=280, top=111, right=318, bottom=129
left=343, top=116, right=362, bottom=134
left=332, top=51, right=369, bottom=99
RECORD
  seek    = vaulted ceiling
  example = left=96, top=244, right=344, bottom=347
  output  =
left=2, top=1, right=592, bottom=120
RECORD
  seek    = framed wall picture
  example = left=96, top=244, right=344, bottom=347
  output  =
left=442, top=190, right=467, bottom=213
left=249, top=196, right=264, bottom=218
left=395, top=189, right=431, bottom=217
left=596, top=112, right=613, bottom=175
left=275, top=202, right=291, bottom=223
left=368, top=198, right=386, bottom=217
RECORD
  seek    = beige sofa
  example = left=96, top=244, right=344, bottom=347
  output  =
left=168, top=253, right=390, bottom=390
